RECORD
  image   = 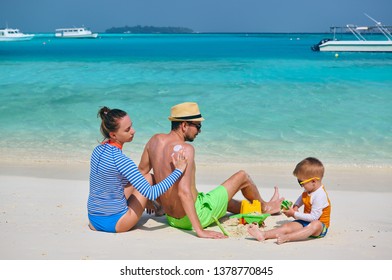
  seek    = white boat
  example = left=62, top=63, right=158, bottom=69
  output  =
left=55, top=27, right=98, bottom=39
left=0, top=28, right=34, bottom=41
left=312, top=14, right=392, bottom=52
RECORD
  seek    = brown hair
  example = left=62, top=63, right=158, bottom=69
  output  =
left=171, top=121, right=183, bottom=131
left=293, top=157, right=324, bottom=179
left=97, top=106, right=127, bottom=140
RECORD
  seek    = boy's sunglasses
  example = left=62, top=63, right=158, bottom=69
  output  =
left=297, top=177, right=320, bottom=186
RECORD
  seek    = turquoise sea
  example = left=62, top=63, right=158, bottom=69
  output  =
left=0, top=33, right=391, bottom=167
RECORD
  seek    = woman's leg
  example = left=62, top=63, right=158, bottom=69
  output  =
left=123, top=183, right=135, bottom=200
left=115, top=189, right=149, bottom=233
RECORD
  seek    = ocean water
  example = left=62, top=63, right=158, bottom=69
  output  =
left=0, top=33, right=391, bottom=167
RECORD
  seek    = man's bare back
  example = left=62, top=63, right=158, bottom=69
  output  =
left=140, top=132, right=197, bottom=219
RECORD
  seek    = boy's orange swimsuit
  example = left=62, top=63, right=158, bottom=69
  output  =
left=302, top=186, right=331, bottom=228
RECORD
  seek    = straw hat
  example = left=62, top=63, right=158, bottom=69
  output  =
left=168, top=102, right=205, bottom=122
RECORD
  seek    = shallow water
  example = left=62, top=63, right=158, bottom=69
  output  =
left=1, top=33, right=391, bottom=167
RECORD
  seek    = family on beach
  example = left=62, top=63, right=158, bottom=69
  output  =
left=87, top=102, right=331, bottom=244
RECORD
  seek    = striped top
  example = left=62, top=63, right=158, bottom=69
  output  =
left=87, top=143, right=182, bottom=216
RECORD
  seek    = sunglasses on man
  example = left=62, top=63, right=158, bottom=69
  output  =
left=187, top=122, right=202, bottom=131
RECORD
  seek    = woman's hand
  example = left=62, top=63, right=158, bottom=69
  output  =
left=171, top=148, right=187, bottom=173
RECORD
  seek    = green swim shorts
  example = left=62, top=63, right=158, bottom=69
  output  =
left=166, top=185, right=229, bottom=230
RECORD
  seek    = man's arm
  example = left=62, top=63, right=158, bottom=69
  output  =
left=138, top=140, right=152, bottom=176
left=177, top=145, right=226, bottom=239
left=138, top=139, right=157, bottom=191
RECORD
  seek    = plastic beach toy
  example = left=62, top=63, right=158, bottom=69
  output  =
left=238, top=200, right=262, bottom=224
left=240, top=200, right=261, bottom=214
left=281, top=200, right=293, bottom=210
left=213, top=216, right=229, bottom=236
left=230, top=213, right=271, bottom=225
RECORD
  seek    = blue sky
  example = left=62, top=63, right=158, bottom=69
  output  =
left=1, top=0, right=391, bottom=33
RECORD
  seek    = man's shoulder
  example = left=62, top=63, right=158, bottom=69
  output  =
left=148, top=133, right=167, bottom=142
left=182, top=142, right=195, bottom=151
left=146, top=133, right=171, bottom=149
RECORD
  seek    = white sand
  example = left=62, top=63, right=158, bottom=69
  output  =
left=0, top=162, right=392, bottom=260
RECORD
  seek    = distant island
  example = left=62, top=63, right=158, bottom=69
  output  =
left=105, top=25, right=194, bottom=34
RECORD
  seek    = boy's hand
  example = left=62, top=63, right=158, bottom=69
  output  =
left=282, top=207, right=295, bottom=218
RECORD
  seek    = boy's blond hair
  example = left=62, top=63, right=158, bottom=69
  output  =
left=293, top=157, right=324, bottom=179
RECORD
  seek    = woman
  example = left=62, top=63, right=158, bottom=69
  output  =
left=87, top=106, right=187, bottom=233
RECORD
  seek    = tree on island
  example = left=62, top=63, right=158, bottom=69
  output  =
left=105, top=25, right=194, bottom=34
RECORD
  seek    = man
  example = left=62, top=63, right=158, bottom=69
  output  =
left=139, top=102, right=283, bottom=239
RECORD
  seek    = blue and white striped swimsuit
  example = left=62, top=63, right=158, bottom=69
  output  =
left=87, top=143, right=182, bottom=232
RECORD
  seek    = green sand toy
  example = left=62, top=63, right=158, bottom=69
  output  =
left=281, top=200, right=293, bottom=210
left=213, top=216, right=229, bottom=236
left=230, top=213, right=271, bottom=225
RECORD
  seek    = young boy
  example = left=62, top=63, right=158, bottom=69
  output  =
left=247, top=157, right=331, bottom=244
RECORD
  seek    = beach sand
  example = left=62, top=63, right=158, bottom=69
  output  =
left=1, top=161, right=391, bottom=261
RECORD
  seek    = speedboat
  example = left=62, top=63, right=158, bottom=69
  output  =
left=0, top=28, right=34, bottom=41
left=312, top=14, right=392, bottom=52
left=55, top=27, right=98, bottom=39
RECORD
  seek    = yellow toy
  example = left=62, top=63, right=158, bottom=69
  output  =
left=230, top=200, right=270, bottom=226
left=239, top=200, right=262, bottom=224
left=241, top=199, right=261, bottom=213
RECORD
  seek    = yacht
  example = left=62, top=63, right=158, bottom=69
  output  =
left=312, top=14, right=392, bottom=52
left=0, top=28, right=34, bottom=41
left=55, top=27, right=98, bottom=39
